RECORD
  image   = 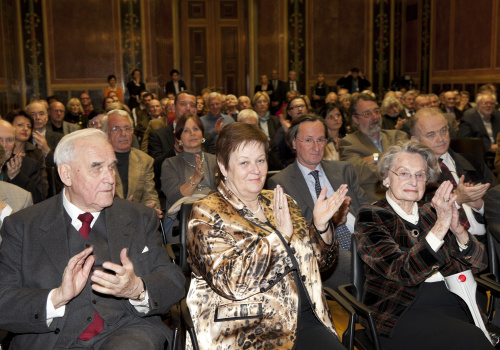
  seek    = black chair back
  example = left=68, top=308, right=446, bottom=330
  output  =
left=487, top=230, right=499, bottom=281
left=449, top=138, right=485, bottom=160
left=351, top=238, right=366, bottom=301
left=46, top=166, right=57, bottom=198
left=178, top=201, right=195, bottom=274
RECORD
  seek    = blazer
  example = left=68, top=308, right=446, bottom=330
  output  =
left=165, top=80, right=187, bottom=95
left=355, top=198, right=487, bottom=337
left=286, top=80, right=305, bottom=95
left=485, top=184, right=500, bottom=242
left=43, top=129, right=63, bottom=167
left=339, top=129, right=409, bottom=203
left=114, top=148, right=159, bottom=208
left=336, top=76, right=371, bottom=93
left=141, top=117, right=166, bottom=153
left=148, top=124, right=215, bottom=192
left=0, top=194, right=185, bottom=349
left=48, top=121, right=80, bottom=135
left=458, top=109, right=500, bottom=152
left=0, top=181, right=32, bottom=231
left=4, top=155, right=46, bottom=204
left=160, top=152, right=217, bottom=209
left=267, top=160, right=369, bottom=223
left=186, top=182, right=339, bottom=349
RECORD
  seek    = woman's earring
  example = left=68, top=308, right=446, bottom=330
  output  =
left=224, top=176, right=227, bottom=182
left=201, top=138, right=206, bottom=144
left=178, top=141, right=183, bottom=147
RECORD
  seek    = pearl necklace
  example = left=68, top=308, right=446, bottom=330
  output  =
left=248, top=200, right=262, bottom=215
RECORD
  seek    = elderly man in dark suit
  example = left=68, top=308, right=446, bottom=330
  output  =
left=48, top=101, right=80, bottom=135
left=459, top=91, right=500, bottom=154
left=411, top=107, right=496, bottom=244
left=268, top=114, right=369, bottom=289
left=0, top=128, right=185, bottom=349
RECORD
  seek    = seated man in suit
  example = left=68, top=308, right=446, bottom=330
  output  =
left=133, top=92, right=153, bottom=144
left=101, top=110, right=160, bottom=216
left=0, top=120, right=47, bottom=203
left=459, top=91, right=500, bottom=155
left=165, top=69, right=187, bottom=95
left=335, top=68, right=371, bottom=94
left=48, top=101, right=80, bottom=135
left=0, top=128, right=185, bottom=349
left=339, top=93, right=408, bottom=202
left=441, top=90, right=463, bottom=123
left=0, top=142, right=32, bottom=234
left=268, top=114, right=369, bottom=288
left=148, top=91, right=214, bottom=202
left=26, top=101, right=63, bottom=168
left=411, top=107, right=496, bottom=244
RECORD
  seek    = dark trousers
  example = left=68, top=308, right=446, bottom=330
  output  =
left=379, top=282, right=494, bottom=350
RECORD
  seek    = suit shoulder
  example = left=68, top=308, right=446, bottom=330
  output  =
left=0, top=181, right=32, bottom=198
left=131, top=148, right=154, bottom=162
left=110, top=197, right=156, bottom=217
left=382, top=129, right=408, bottom=140
left=8, top=194, right=60, bottom=222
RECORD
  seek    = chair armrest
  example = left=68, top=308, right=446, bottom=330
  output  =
left=324, top=287, right=355, bottom=350
left=165, top=242, right=181, bottom=264
left=338, top=284, right=381, bottom=350
left=169, top=304, right=181, bottom=350
left=181, top=298, right=199, bottom=350
left=477, top=274, right=500, bottom=297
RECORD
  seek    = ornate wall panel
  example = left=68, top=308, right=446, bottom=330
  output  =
left=307, top=0, right=369, bottom=91
left=255, top=0, right=283, bottom=79
left=403, top=2, right=419, bottom=75
left=373, top=0, right=391, bottom=95
left=288, top=0, right=306, bottom=84
left=155, top=0, right=174, bottom=98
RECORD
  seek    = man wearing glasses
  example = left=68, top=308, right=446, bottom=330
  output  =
left=101, top=110, right=160, bottom=213
left=459, top=91, right=500, bottom=154
left=339, top=93, right=408, bottom=202
left=268, top=114, right=368, bottom=289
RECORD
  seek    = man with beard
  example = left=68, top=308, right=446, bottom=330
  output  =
left=339, top=93, right=408, bottom=202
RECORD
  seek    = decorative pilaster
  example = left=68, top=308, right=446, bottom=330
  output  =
left=121, top=0, right=142, bottom=81
left=288, top=0, right=306, bottom=84
left=373, top=0, right=391, bottom=97
left=420, top=0, right=431, bottom=92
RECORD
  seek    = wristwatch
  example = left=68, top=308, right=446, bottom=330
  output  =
left=373, top=153, right=379, bottom=164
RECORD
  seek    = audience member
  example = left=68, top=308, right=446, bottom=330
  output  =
left=237, top=109, right=259, bottom=126
left=310, top=72, right=330, bottom=110
left=225, top=94, right=238, bottom=120
left=286, top=70, right=305, bottom=94
left=237, top=95, right=251, bottom=111
left=65, top=98, right=87, bottom=127
left=80, top=93, right=94, bottom=116
left=269, top=69, right=287, bottom=114
left=200, top=92, right=234, bottom=136
left=48, top=101, right=80, bottom=135
left=320, top=103, right=347, bottom=161
left=268, top=114, right=369, bottom=288
left=339, top=93, right=408, bottom=202
left=161, top=114, right=217, bottom=209
left=336, top=68, right=371, bottom=94
left=126, top=68, right=146, bottom=110
left=103, top=74, right=123, bottom=102
left=401, top=90, right=417, bottom=118
left=254, top=74, right=274, bottom=98
left=0, top=120, right=47, bottom=203
left=165, top=69, right=187, bottom=95
left=380, top=96, right=405, bottom=130
left=0, top=128, right=185, bottom=349
left=441, top=90, right=463, bottom=122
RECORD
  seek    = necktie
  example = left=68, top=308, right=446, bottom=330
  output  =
left=438, top=159, right=471, bottom=230
left=76, top=212, right=104, bottom=341
left=310, top=170, right=351, bottom=250
left=78, top=212, right=94, bottom=239
left=291, top=81, right=296, bottom=91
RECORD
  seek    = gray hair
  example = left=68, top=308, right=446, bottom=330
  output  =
left=54, top=129, right=108, bottom=166
left=226, top=94, right=237, bottom=102
left=381, top=96, right=403, bottom=114
left=237, top=109, right=259, bottom=123
left=206, top=92, right=221, bottom=106
left=377, top=140, right=439, bottom=184
left=476, top=91, right=497, bottom=105
left=101, top=109, right=134, bottom=134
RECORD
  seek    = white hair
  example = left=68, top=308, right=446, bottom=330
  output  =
left=237, top=109, right=259, bottom=123
left=101, top=109, right=134, bottom=134
left=54, top=129, right=108, bottom=166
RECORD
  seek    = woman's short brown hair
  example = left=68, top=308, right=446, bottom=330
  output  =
left=174, top=114, right=205, bottom=141
left=216, top=122, right=269, bottom=171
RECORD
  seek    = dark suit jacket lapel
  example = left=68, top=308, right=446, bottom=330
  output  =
left=321, top=161, right=356, bottom=216
left=449, top=149, right=476, bottom=181
left=105, top=203, right=134, bottom=263
left=291, top=161, right=315, bottom=214
left=126, top=150, right=140, bottom=198
left=39, top=195, right=71, bottom=276
left=473, top=112, right=488, bottom=137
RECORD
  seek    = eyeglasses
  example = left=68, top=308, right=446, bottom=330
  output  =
left=296, top=138, right=327, bottom=146
left=89, top=121, right=102, bottom=127
left=481, top=102, right=495, bottom=106
left=111, top=126, right=133, bottom=133
left=290, top=104, right=306, bottom=110
left=355, top=108, right=381, bottom=118
left=390, top=170, right=427, bottom=182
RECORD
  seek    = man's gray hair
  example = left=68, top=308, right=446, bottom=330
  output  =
left=381, top=96, right=403, bottom=114
left=206, top=92, right=221, bottom=106
left=377, top=140, right=439, bottom=185
left=237, top=109, right=259, bottom=123
left=476, top=91, right=497, bottom=105
left=101, top=109, right=134, bottom=134
left=54, top=129, right=108, bottom=166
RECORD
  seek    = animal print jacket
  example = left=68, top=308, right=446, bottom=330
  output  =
left=186, top=181, right=339, bottom=349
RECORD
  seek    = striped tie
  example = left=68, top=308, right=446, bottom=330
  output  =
left=310, top=170, right=351, bottom=250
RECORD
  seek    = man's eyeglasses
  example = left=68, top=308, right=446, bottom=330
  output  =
left=390, top=170, right=427, bottom=182
left=355, top=108, right=381, bottom=118
left=111, top=126, right=133, bottom=134
left=296, top=138, right=327, bottom=146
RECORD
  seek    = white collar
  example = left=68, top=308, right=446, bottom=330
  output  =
left=386, top=192, right=419, bottom=225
